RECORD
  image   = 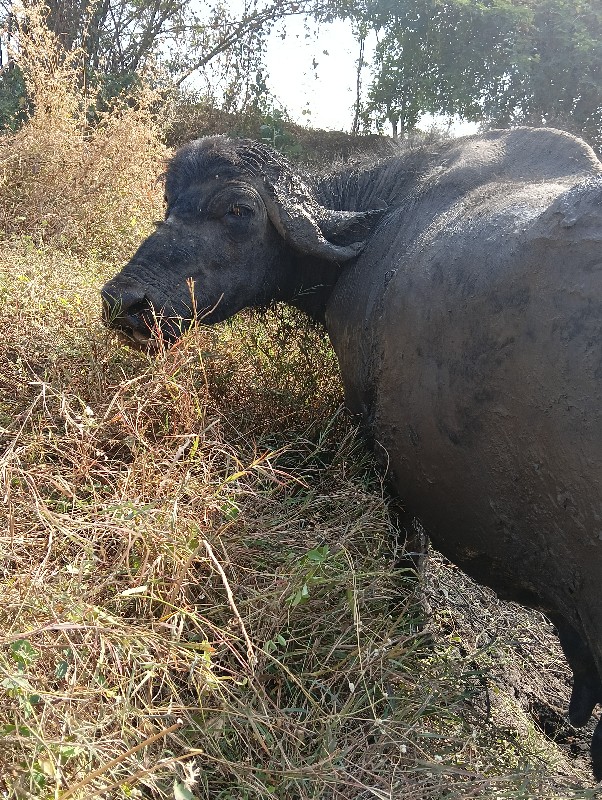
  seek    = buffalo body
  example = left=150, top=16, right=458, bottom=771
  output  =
left=102, top=128, right=602, bottom=776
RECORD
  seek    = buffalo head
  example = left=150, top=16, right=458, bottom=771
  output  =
left=101, top=137, right=383, bottom=347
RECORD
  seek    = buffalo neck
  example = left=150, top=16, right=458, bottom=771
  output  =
left=285, top=252, right=341, bottom=326
left=314, top=144, right=455, bottom=213
left=275, top=148, right=450, bottom=325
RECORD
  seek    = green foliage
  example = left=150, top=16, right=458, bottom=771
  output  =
left=286, top=544, right=332, bottom=607
left=341, top=0, right=602, bottom=150
left=0, top=64, right=30, bottom=132
left=87, top=69, right=141, bottom=113
left=259, top=107, right=304, bottom=159
left=487, top=0, right=602, bottom=147
left=9, top=639, right=40, bottom=669
left=353, top=0, right=526, bottom=134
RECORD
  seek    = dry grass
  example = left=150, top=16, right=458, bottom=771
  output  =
left=1, top=239, right=598, bottom=800
left=0, top=9, right=600, bottom=798
left=0, top=2, right=167, bottom=260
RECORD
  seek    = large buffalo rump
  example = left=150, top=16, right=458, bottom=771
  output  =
left=102, top=128, right=602, bottom=778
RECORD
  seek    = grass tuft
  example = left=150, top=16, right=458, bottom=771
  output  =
left=0, top=2, right=166, bottom=260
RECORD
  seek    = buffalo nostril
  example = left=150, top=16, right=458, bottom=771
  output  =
left=101, top=280, right=150, bottom=319
left=102, top=288, right=153, bottom=327
left=126, top=299, right=151, bottom=318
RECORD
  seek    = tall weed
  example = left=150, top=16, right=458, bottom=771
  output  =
left=0, top=1, right=166, bottom=260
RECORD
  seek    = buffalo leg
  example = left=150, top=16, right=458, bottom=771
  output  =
left=553, top=617, right=602, bottom=725
left=551, top=615, right=602, bottom=779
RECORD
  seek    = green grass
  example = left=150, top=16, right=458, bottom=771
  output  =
left=0, top=238, right=598, bottom=799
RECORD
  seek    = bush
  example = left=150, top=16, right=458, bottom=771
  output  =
left=0, top=2, right=166, bottom=260
left=164, top=95, right=399, bottom=167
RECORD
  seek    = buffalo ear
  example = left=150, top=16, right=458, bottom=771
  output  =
left=318, top=208, right=386, bottom=247
left=259, top=180, right=386, bottom=263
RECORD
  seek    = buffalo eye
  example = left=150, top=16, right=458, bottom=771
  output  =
left=227, top=203, right=253, bottom=219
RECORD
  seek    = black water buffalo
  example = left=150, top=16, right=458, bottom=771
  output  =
left=102, top=128, right=602, bottom=777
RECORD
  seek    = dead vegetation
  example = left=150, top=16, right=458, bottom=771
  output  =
left=0, top=6, right=600, bottom=798
left=0, top=3, right=167, bottom=260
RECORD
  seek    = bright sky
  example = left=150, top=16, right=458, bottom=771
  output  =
left=263, top=15, right=479, bottom=136
left=263, top=17, right=366, bottom=131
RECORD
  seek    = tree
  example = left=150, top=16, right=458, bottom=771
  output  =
left=0, top=0, right=327, bottom=125
left=484, top=0, right=602, bottom=147
left=340, top=0, right=602, bottom=151
left=345, top=0, right=529, bottom=136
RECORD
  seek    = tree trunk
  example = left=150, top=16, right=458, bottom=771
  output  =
left=351, top=34, right=365, bottom=136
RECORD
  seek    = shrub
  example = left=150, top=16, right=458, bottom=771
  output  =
left=0, top=1, right=166, bottom=260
